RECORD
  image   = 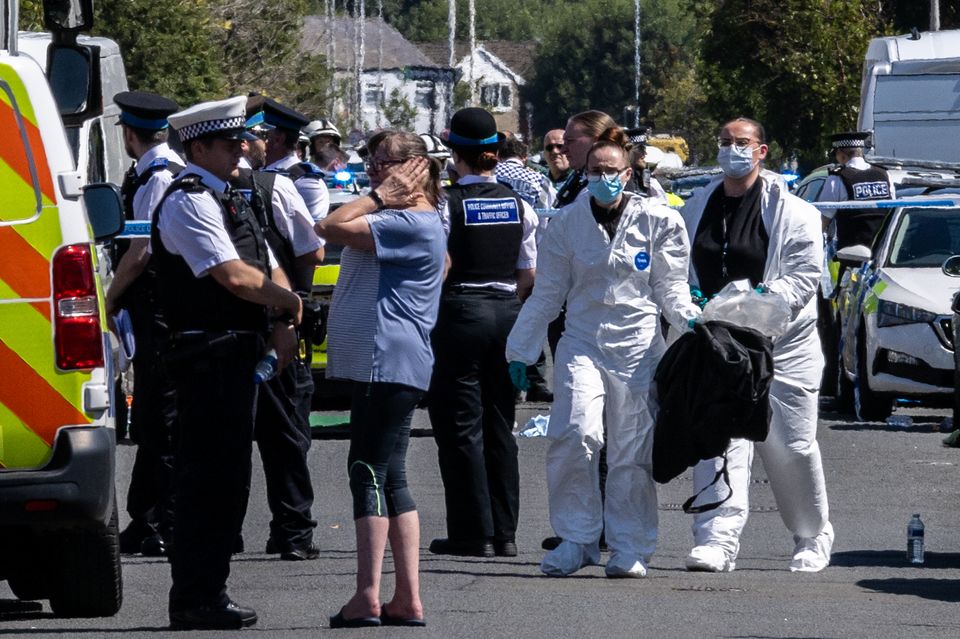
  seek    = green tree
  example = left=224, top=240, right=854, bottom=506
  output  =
left=524, top=0, right=706, bottom=136
left=380, top=87, right=418, bottom=129
left=92, top=0, right=225, bottom=106
left=699, top=0, right=888, bottom=167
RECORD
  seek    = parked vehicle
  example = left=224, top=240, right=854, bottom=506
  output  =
left=834, top=198, right=960, bottom=420
left=859, top=29, right=960, bottom=164
left=0, top=0, right=126, bottom=616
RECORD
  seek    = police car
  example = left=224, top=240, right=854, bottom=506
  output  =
left=834, top=196, right=960, bottom=420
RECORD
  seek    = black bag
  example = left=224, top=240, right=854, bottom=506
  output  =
left=652, top=321, right=774, bottom=513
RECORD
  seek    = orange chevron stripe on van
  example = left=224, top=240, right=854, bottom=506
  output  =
left=0, top=226, right=50, bottom=299
left=0, top=339, right=88, bottom=446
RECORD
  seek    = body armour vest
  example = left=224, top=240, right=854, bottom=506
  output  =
left=116, top=156, right=184, bottom=303
left=831, top=164, right=891, bottom=249
left=231, top=168, right=297, bottom=285
left=150, top=175, right=270, bottom=333
left=445, top=181, right=524, bottom=285
left=554, top=169, right=587, bottom=207
left=272, top=161, right=325, bottom=183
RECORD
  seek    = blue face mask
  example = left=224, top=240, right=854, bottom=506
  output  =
left=587, top=173, right=625, bottom=205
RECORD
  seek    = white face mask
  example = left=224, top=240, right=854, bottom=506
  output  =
left=717, top=144, right=757, bottom=178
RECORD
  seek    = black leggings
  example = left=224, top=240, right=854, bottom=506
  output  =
left=347, top=382, right=423, bottom=519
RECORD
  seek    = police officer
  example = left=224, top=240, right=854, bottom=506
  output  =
left=155, top=96, right=302, bottom=630
left=818, top=131, right=896, bottom=250
left=303, top=118, right=343, bottom=160
left=624, top=127, right=669, bottom=204
left=264, top=110, right=331, bottom=222
left=428, top=108, right=537, bottom=558
left=237, top=98, right=324, bottom=561
left=105, top=90, right=183, bottom=558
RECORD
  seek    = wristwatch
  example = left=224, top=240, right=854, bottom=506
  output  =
left=368, top=189, right=384, bottom=209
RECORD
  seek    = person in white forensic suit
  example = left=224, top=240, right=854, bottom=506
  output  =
left=506, top=127, right=700, bottom=578
left=680, top=117, right=833, bottom=573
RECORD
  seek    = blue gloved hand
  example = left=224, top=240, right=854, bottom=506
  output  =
left=690, top=286, right=708, bottom=309
left=688, top=317, right=698, bottom=329
left=508, top=360, right=529, bottom=391
left=754, top=284, right=768, bottom=294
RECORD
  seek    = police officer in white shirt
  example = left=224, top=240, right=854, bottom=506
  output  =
left=154, top=95, right=302, bottom=631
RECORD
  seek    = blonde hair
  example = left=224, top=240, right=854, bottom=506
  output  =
left=380, top=131, right=442, bottom=207
left=568, top=110, right=617, bottom=140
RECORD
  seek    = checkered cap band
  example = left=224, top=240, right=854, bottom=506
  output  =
left=831, top=138, right=867, bottom=150
left=179, top=115, right=246, bottom=141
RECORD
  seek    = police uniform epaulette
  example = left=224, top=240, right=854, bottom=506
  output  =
left=148, top=157, right=171, bottom=169
left=828, top=165, right=844, bottom=175
left=174, top=174, right=205, bottom=192
left=296, top=161, right=324, bottom=176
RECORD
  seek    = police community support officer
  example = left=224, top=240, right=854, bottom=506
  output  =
left=818, top=131, right=896, bottom=251
left=428, top=108, right=537, bottom=558
left=263, top=108, right=331, bottom=223
left=105, top=90, right=183, bottom=558
left=237, top=98, right=324, bottom=561
left=154, top=96, right=302, bottom=631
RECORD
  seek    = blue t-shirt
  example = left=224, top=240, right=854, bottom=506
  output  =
left=326, top=208, right=446, bottom=390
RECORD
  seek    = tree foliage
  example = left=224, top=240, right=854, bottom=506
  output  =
left=699, top=0, right=887, bottom=167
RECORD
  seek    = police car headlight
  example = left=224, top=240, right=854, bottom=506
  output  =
left=877, top=300, right=938, bottom=327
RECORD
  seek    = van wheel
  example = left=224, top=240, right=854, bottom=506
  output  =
left=48, top=501, right=123, bottom=617
left=855, top=326, right=893, bottom=422
left=7, top=565, right=50, bottom=601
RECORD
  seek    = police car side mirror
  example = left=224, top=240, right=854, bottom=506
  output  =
left=836, top=244, right=873, bottom=266
left=942, top=255, right=960, bottom=278
left=83, top=183, right=124, bottom=241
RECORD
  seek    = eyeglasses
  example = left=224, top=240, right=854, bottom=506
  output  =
left=585, top=168, right=626, bottom=181
left=366, top=157, right=405, bottom=172
left=717, top=137, right=759, bottom=151
left=544, top=144, right=564, bottom=152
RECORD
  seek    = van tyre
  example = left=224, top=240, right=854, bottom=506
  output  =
left=48, top=501, right=123, bottom=617
left=855, top=326, right=893, bottom=422
left=7, top=554, right=50, bottom=601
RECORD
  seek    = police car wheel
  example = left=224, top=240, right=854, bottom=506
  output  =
left=854, top=325, right=893, bottom=422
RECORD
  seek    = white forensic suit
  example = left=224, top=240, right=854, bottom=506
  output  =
left=681, top=170, right=833, bottom=572
left=506, top=191, right=699, bottom=577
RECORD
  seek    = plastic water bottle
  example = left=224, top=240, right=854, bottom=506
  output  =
left=907, top=514, right=925, bottom=565
left=253, top=349, right=278, bottom=384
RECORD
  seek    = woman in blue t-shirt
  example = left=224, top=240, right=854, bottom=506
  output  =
left=317, top=132, right=446, bottom=628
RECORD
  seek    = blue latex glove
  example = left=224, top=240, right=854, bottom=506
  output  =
left=688, top=318, right=698, bottom=329
left=508, top=361, right=529, bottom=391
left=690, top=286, right=708, bottom=309
left=754, top=284, right=768, bottom=294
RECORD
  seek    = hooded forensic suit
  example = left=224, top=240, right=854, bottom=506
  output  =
left=681, top=171, right=832, bottom=570
left=507, top=191, right=699, bottom=574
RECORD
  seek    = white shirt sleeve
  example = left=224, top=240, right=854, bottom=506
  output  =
left=157, top=190, right=240, bottom=278
left=270, top=174, right=324, bottom=255
left=133, top=170, right=175, bottom=222
left=817, top=175, right=847, bottom=220
left=517, top=201, right=538, bottom=270
left=294, top=175, right=330, bottom=222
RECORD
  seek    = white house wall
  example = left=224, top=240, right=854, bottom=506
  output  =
left=334, top=70, right=453, bottom=135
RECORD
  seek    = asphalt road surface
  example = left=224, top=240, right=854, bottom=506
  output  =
left=2, top=399, right=960, bottom=638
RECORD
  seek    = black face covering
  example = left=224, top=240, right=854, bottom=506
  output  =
left=692, top=179, right=769, bottom=298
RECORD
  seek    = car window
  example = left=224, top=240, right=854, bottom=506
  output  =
left=886, top=208, right=960, bottom=267
left=796, top=177, right=825, bottom=202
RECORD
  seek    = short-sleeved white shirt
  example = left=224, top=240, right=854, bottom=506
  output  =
left=133, top=143, right=183, bottom=221
left=157, top=162, right=277, bottom=277
left=266, top=154, right=330, bottom=222
left=266, top=172, right=324, bottom=255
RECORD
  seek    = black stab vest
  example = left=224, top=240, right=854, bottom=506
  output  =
left=831, top=164, right=892, bottom=249
left=445, top=181, right=524, bottom=285
left=231, top=168, right=297, bottom=287
left=150, top=174, right=270, bottom=333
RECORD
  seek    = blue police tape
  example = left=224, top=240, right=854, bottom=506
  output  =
left=813, top=198, right=960, bottom=210
left=117, top=220, right=152, bottom=238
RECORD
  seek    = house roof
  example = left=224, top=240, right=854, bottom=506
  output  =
left=302, top=16, right=445, bottom=70
left=417, top=40, right=538, bottom=81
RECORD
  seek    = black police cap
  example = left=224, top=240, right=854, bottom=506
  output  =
left=113, top=90, right=179, bottom=130
left=445, top=107, right=503, bottom=150
left=261, top=98, right=310, bottom=132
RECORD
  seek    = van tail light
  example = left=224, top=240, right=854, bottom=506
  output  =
left=52, top=244, right=104, bottom=370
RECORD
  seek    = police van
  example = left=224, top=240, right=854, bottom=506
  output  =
left=0, top=0, right=125, bottom=616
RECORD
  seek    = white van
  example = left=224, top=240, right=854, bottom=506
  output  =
left=859, top=29, right=960, bottom=164
left=17, top=31, right=129, bottom=185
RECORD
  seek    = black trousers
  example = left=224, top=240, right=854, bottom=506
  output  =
left=428, top=289, right=521, bottom=543
left=253, top=358, right=317, bottom=549
left=168, top=332, right=261, bottom=611
left=125, top=292, right=176, bottom=541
